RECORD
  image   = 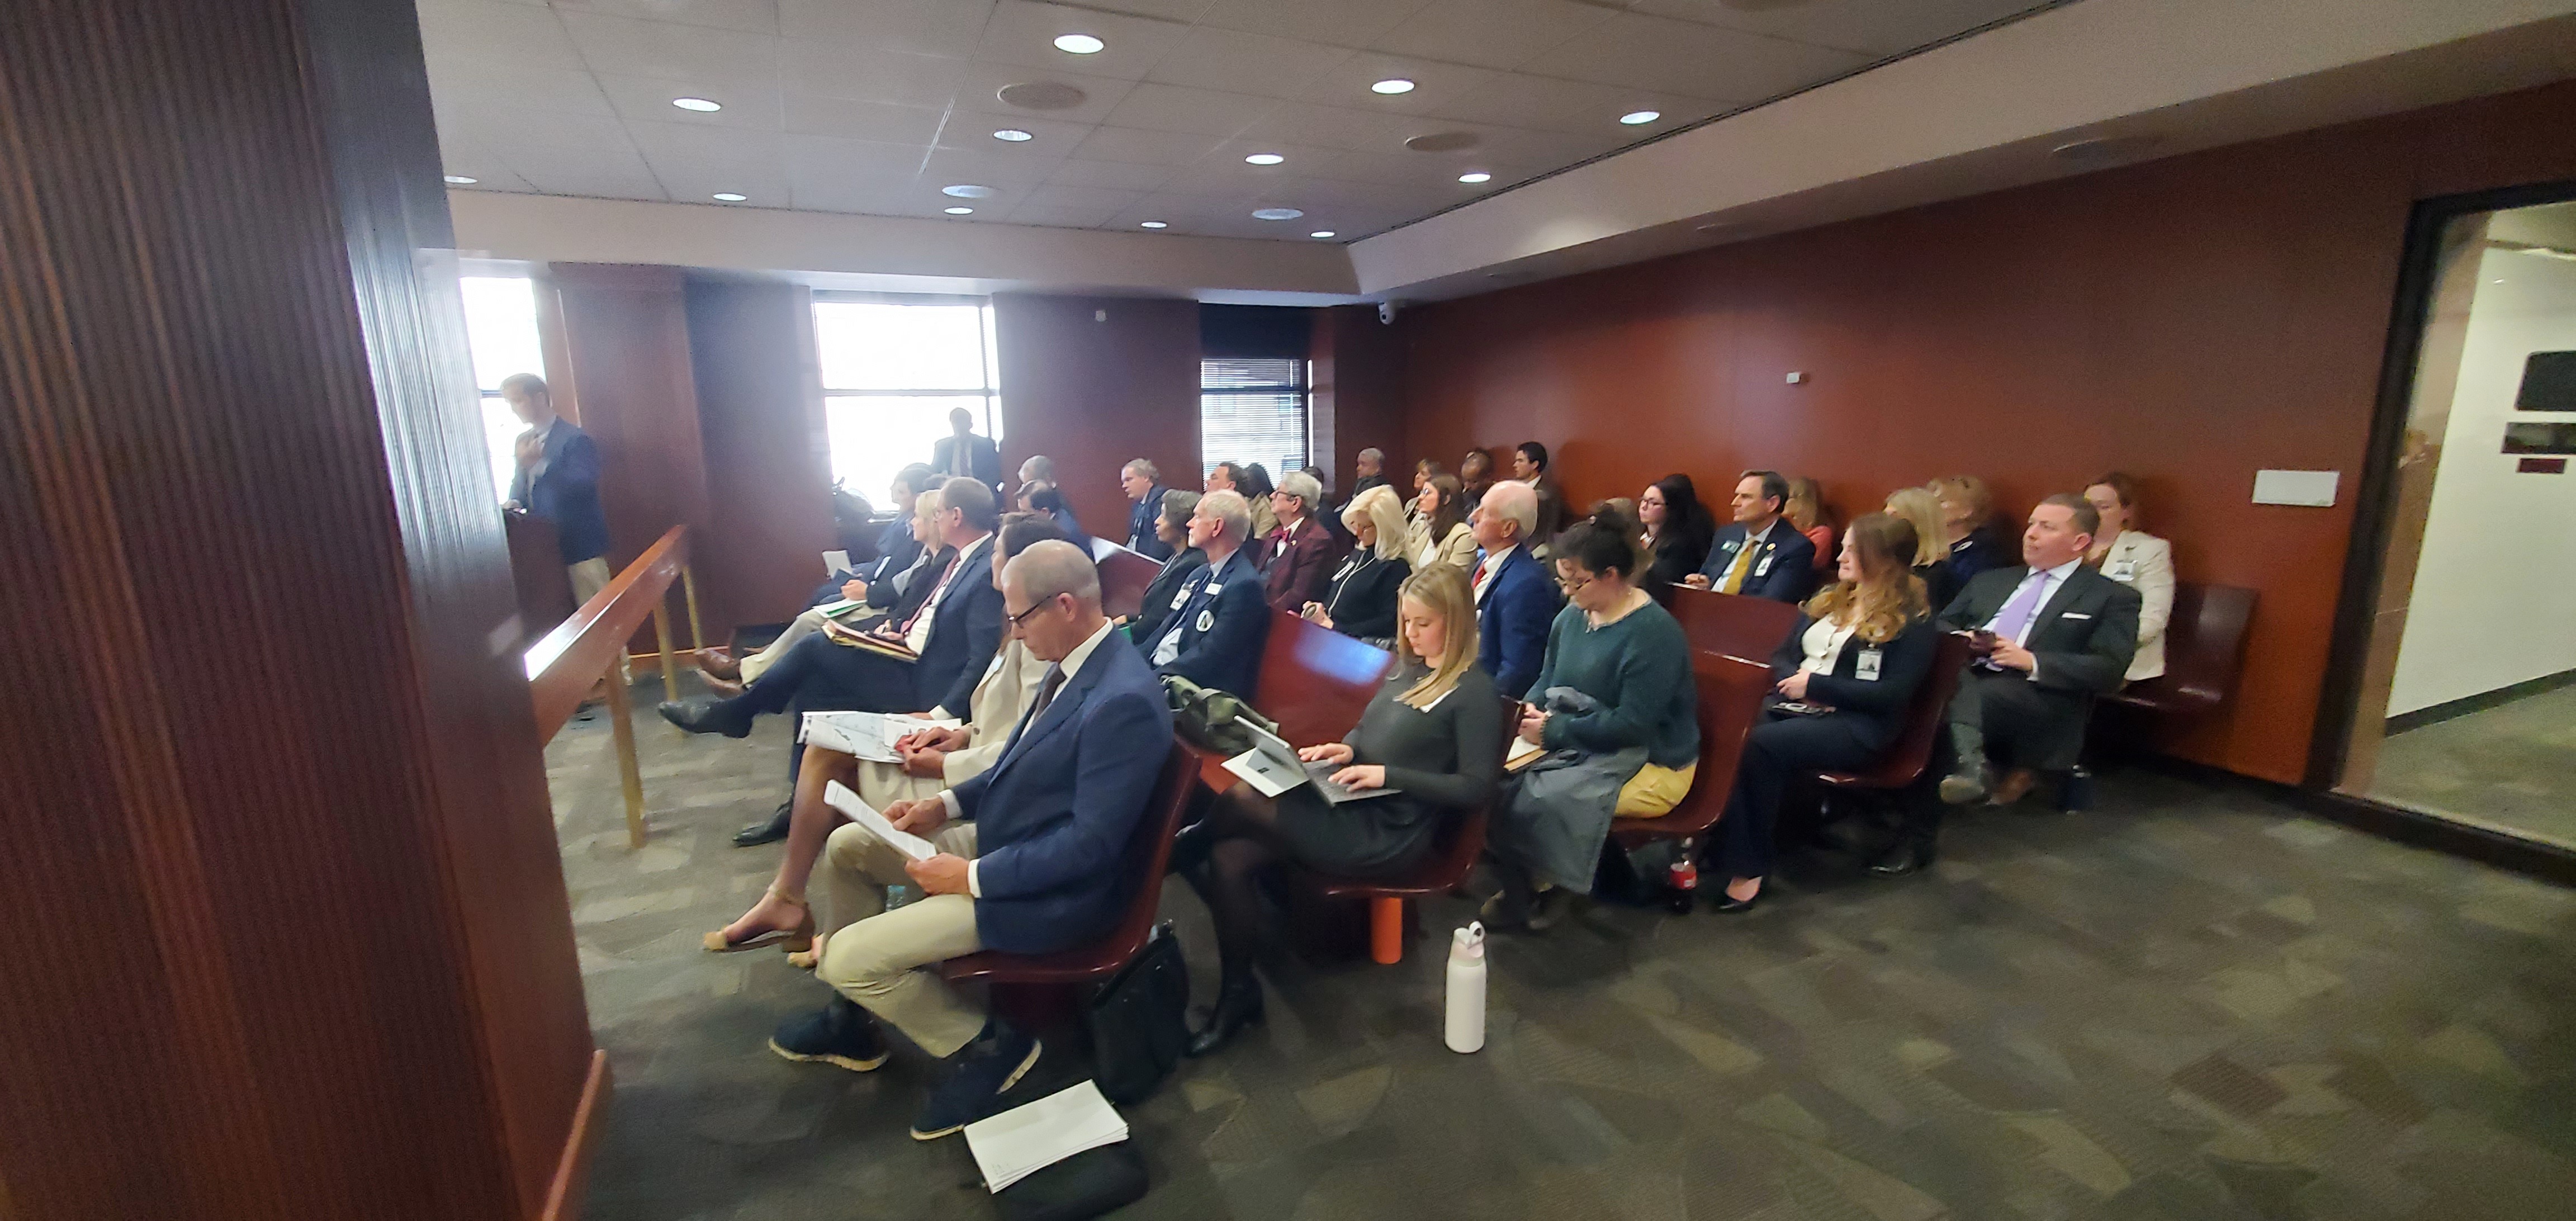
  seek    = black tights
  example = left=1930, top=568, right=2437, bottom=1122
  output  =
left=1187, top=786, right=1296, bottom=966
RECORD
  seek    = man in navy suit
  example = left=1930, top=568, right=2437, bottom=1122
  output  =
left=1470, top=481, right=1564, bottom=701
left=1141, top=489, right=1270, bottom=699
left=657, top=477, right=1003, bottom=739
left=499, top=373, right=613, bottom=603
left=929, top=406, right=1003, bottom=492
left=768, top=540, right=1175, bottom=1140
left=1684, top=470, right=1817, bottom=603
left=1120, top=458, right=1172, bottom=561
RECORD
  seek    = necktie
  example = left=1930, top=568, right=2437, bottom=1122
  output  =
left=1025, top=663, right=1066, bottom=725
left=1987, top=570, right=2050, bottom=645
left=1718, top=537, right=1759, bottom=594
left=1473, top=555, right=1489, bottom=587
left=901, top=551, right=966, bottom=635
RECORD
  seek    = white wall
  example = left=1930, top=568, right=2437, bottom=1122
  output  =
left=2389, top=245, right=2576, bottom=714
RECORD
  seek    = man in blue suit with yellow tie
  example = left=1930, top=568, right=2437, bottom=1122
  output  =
left=768, top=540, right=1175, bottom=1141
left=1684, top=469, right=1817, bottom=603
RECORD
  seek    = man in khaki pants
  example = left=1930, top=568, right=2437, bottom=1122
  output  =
left=499, top=373, right=613, bottom=605
left=764, top=542, right=1174, bottom=1142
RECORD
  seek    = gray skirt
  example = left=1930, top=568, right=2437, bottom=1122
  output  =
left=1486, top=746, right=1648, bottom=894
left=1274, top=789, right=1442, bottom=881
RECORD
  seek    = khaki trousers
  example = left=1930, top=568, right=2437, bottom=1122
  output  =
left=817, top=820, right=986, bottom=1058
left=567, top=556, right=613, bottom=606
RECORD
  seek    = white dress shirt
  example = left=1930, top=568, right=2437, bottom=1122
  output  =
left=904, top=533, right=990, bottom=653
left=1981, top=558, right=2081, bottom=681
left=948, top=617, right=1118, bottom=897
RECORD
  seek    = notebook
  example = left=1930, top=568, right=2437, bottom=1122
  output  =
left=821, top=616, right=918, bottom=661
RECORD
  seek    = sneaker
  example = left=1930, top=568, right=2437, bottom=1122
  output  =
left=767, top=996, right=888, bottom=1072
left=1938, top=761, right=1991, bottom=806
left=911, top=1027, right=1043, bottom=1140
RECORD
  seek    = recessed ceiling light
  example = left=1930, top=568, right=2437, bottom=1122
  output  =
left=941, top=184, right=996, bottom=198
left=1139, top=220, right=1167, bottom=229
left=1309, top=230, right=1336, bottom=239
left=1619, top=110, right=1661, bottom=125
left=443, top=174, right=477, bottom=184
left=1053, top=34, right=1104, bottom=54
left=712, top=192, right=747, bottom=201
left=1458, top=172, right=1491, bottom=184
left=1244, top=153, right=1285, bottom=165
left=993, top=128, right=1034, bottom=142
left=945, top=206, right=974, bottom=215
left=1251, top=207, right=1303, bottom=221
left=671, top=97, right=722, bottom=112
left=1371, top=78, right=1416, bottom=95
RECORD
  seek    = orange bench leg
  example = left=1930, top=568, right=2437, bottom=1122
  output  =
left=1370, top=896, right=1405, bottom=964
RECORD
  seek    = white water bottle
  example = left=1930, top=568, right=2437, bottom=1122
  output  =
left=1445, top=921, right=1488, bottom=1053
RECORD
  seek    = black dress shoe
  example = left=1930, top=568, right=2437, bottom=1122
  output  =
left=1184, top=971, right=1264, bottom=1058
left=733, top=802, right=791, bottom=848
left=659, top=695, right=752, bottom=739
left=1166, top=818, right=1218, bottom=876
left=1867, top=842, right=1935, bottom=878
left=1710, top=884, right=1762, bottom=914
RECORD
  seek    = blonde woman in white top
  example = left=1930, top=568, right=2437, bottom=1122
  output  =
left=2082, top=472, right=2175, bottom=683
left=1408, top=474, right=1478, bottom=571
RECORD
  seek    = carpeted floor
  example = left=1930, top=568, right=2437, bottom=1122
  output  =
left=2373, top=684, right=2576, bottom=850
left=557, top=687, right=2576, bottom=1221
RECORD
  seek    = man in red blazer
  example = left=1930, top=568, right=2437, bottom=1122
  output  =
left=1261, top=469, right=1348, bottom=612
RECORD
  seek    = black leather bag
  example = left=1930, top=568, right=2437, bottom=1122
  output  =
left=1086, top=922, right=1188, bottom=1106
left=992, top=1141, right=1149, bottom=1221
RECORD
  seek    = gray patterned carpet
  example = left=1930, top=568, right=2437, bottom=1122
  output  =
left=559, top=690, right=2576, bottom=1220
left=2373, top=684, right=2576, bottom=850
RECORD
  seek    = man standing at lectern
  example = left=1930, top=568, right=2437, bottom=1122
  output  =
left=500, top=372, right=614, bottom=604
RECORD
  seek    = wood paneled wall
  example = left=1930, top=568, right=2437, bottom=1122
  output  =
left=993, top=295, right=1203, bottom=542
left=1398, top=79, right=2576, bottom=785
left=687, top=281, right=837, bottom=630
left=0, top=1, right=589, bottom=1217
left=1313, top=305, right=1409, bottom=497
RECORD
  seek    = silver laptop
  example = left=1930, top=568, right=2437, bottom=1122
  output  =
left=1228, top=721, right=1401, bottom=805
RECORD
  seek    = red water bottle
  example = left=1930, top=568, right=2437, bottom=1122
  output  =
left=1666, top=836, right=1698, bottom=914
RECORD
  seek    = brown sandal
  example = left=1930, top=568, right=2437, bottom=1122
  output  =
left=702, top=887, right=813, bottom=954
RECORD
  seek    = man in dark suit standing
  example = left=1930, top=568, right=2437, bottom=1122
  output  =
left=767, top=540, right=1175, bottom=1140
left=1144, top=489, right=1270, bottom=699
left=1119, top=458, right=1172, bottom=561
left=1934, top=494, right=2141, bottom=810
left=499, top=373, right=613, bottom=603
left=1260, top=470, right=1348, bottom=612
left=929, top=406, right=1002, bottom=493
left=1684, top=470, right=1817, bottom=603
left=1469, top=481, right=1564, bottom=701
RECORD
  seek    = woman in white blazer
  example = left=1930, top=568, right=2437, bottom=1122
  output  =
left=2083, top=472, right=2175, bottom=683
left=1409, top=474, right=1479, bottom=572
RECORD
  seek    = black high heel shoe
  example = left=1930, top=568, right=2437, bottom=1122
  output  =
left=1710, top=879, right=1763, bottom=914
left=1184, top=968, right=1264, bottom=1058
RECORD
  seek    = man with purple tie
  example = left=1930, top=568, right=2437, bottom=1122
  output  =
left=1933, top=494, right=2140, bottom=811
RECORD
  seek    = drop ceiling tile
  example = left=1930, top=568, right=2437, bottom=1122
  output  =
left=779, top=0, right=995, bottom=59
left=933, top=112, right=1097, bottom=153
left=416, top=0, right=587, bottom=72
left=551, top=0, right=778, bottom=35
left=790, top=173, right=933, bottom=215
left=948, top=62, right=1140, bottom=125
left=782, top=43, right=970, bottom=107
left=1368, top=0, right=1617, bottom=71
left=595, top=72, right=784, bottom=127
left=785, top=94, right=948, bottom=143
left=626, top=122, right=793, bottom=200
left=921, top=145, right=1068, bottom=188
left=1096, top=83, right=1277, bottom=137
left=437, top=106, right=633, bottom=150
left=1200, top=139, right=1346, bottom=173
left=1069, top=125, right=1224, bottom=167
left=559, top=11, right=781, bottom=87
left=1633, top=0, right=2045, bottom=57
left=1536, top=13, right=1868, bottom=102
left=973, top=1, right=1192, bottom=82
left=1144, top=27, right=1352, bottom=100
left=1197, top=0, right=1436, bottom=49
left=487, top=134, right=666, bottom=199
left=1005, top=204, right=1124, bottom=229
left=434, top=146, right=535, bottom=193
left=783, top=133, right=935, bottom=186
left=1426, top=72, right=1632, bottom=133
left=1019, top=183, right=1146, bottom=212
left=1234, top=102, right=1401, bottom=152
left=424, top=63, right=617, bottom=119
left=1062, top=0, right=1218, bottom=21
left=1107, top=192, right=1243, bottom=229
left=1305, top=148, right=1457, bottom=188
left=1292, top=52, right=1496, bottom=115
left=1046, top=158, right=1178, bottom=191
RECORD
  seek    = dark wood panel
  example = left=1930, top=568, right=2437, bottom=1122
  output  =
left=686, top=280, right=837, bottom=631
left=994, top=295, right=1202, bottom=541
left=1312, top=305, right=1409, bottom=498
left=1397, top=77, right=2576, bottom=787
left=0, top=1, right=587, bottom=1217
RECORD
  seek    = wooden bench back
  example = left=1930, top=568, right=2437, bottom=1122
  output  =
left=1667, top=586, right=1801, bottom=666
left=1093, top=541, right=1162, bottom=622
left=2109, top=581, right=2257, bottom=717
left=1254, top=608, right=1395, bottom=746
left=1611, top=651, right=1772, bottom=845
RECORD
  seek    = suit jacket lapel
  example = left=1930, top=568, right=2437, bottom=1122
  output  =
left=2029, top=566, right=2090, bottom=641
left=992, top=655, right=1107, bottom=777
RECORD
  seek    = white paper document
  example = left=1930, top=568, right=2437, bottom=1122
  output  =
left=1505, top=735, right=1546, bottom=772
left=823, top=549, right=853, bottom=575
left=963, top=1080, right=1130, bottom=1194
left=801, top=711, right=959, bottom=763
left=821, top=780, right=937, bottom=862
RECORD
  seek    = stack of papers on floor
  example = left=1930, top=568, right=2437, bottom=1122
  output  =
left=800, top=711, right=959, bottom=762
left=963, top=1080, right=1130, bottom=1194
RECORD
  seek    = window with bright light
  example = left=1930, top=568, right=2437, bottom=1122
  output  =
left=459, top=276, right=544, bottom=505
left=813, top=296, right=1001, bottom=500
left=1200, top=357, right=1308, bottom=481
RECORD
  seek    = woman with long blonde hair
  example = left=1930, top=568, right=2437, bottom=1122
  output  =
left=1708, top=513, right=1940, bottom=912
left=1926, top=474, right=2005, bottom=582
left=1883, top=486, right=1961, bottom=610
left=1175, top=562, right=1502, bottom=1054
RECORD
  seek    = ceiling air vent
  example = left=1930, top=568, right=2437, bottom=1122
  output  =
left=997, top=81, right=1087, bottom=111
left=1403, top=131, right=1480, bottom=153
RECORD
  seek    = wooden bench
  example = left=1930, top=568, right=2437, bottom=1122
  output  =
left=1667, top=586, right=1801, bottom=666
left=1092, top=539, right=1163, bottom=622
left=1182, top=608, right=1394, bottom=791
left=1299, top=697, right=1518, bottom=964
left=1816, top=632, right=1974, bottom=820
left=1607, top=652, right=1773, bottom=908
left=2103, top=581, right=2257, bottom=726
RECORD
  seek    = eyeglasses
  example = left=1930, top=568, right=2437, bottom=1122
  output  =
left=1005, top=597, right=1062, bottom=628
left=1557, top=572, right=1595, bottom=595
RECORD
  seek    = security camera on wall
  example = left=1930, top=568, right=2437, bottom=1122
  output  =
left=1377, top=300, right=1402, bottom=325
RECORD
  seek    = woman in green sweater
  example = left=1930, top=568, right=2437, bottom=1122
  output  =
left=1485, top=513, right=1699, bottom=930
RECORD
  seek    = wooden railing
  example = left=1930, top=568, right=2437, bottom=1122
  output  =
left=525, top=525, right=705, bottom=848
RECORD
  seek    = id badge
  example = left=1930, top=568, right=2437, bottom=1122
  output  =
left=1170, top=586, right=1190, bottom=609
left=2109, top=561, right=2135, bottom=583
left=1754, top=553, right=1774, bottom=577
left=1856, top=648, right=1884, bottom=682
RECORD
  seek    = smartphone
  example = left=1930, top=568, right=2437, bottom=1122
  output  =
left=1968, top=628, right=1999, bottom=657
